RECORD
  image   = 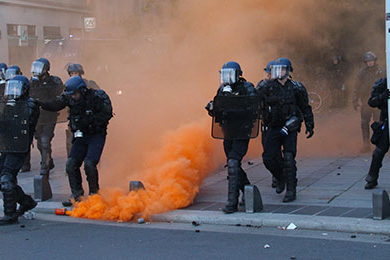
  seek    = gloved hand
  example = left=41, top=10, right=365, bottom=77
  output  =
left=379, top=89, right=390, bottom=101
left=205, top=101, right=213, bottom=116
left=305, top=127, right=314, bottom=139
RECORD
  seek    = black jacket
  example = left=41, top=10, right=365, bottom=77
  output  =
left=368, top=78, right=388, bottom=121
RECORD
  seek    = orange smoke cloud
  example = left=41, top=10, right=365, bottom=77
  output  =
left=69, top=121, right=221, bottom=221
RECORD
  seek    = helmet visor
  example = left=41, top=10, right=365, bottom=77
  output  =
left=5, top=80, right=23, bottom=99
left=271, top=65, right=288, bottom=80
left=220, top=68, right=237, bottom=85
left=31, top=61, right=45, bottom=76
left=5, top=68, right=18, bottom=81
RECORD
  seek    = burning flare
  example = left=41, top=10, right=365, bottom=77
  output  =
left=69, top=122, right=218, bottom=221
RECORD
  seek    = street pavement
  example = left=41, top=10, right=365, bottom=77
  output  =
left=6, top=120, right=390, bottom=235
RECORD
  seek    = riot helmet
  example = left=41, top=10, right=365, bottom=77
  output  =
left=271, top=58, right=293, bottom=80
left=31, top=58, right=50, bottom=79
left=4, top=75, right=30, bottom=100
left=64, top=76, right=87, bottom=102
left=66, top=63, right=85, bottom=77
left=220, top=61, right=242, bottom=85
left=5, top=65, right=22, bottom=81
left=264, top=60, right=276, bottom=74
left=363, top=51, right=377, bottom=63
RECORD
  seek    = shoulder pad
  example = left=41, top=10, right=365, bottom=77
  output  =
left=85, top=79, right=100, bottom=90
left=27, top=97, right=38, bottom=107
left=290, top=80, right=302, bottom=87
left=244, top=81, right=255, bottom=89
left=94, top=89, right=110, bottom=100
left=373, top=78, right=387, bottom=88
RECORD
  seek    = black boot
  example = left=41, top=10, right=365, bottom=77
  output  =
left=62, top=194, right=82, bottom=207
left=283, top=172, right=296, bottom=203
left=275, top=177, right=285, bottom=194
left=65, top=158, right=84, bottom=204
left=16, top=195, right=38, bottom=217
left=84, top=160, right=100, bottom=195
left=365, top=148, right=385, bottom=190
left=223, top=159, right=239, bottom=214
left=238, top=167, right=250, bottom=207
left=271, top=176, right=277, bottom=188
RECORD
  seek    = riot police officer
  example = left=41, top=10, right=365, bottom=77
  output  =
left=353, top=52, right=384, bottom=153
left=364, top=78, right=390, bottom=189
left=329, top=56, right=347, bottom=109
left=0, top=75, right=39, bottom=225
left=65, top=63, right=100, bottom=157
left=206, top=61, right=257, bottom=213
left=0, top=63, right=8, bottom=97
left=21, top=58, right=63, bottom=174
left=39, top=76, right=113, bottom=206
left=257, top=58, right=314, bottom=202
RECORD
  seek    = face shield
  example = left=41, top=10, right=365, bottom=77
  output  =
left=271, top=65, right=288, bottom=80
left=31, top=61, right=45, bottom=77
left=220, top=68, right=237, bottom=85
left=5, top=68, right=18, bottom=81
left=4, top=80, right=23, bottom=100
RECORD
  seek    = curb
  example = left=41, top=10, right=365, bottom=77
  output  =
left=151, top=209, right=390, bottom=235
left=29, top=202, right=390, bottom=235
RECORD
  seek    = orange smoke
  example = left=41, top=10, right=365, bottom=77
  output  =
left=69, top=121, right=221, bottom=221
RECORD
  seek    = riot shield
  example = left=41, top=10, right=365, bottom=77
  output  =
left=212, top=96, right=261, bottom=140
left=0, top=100, right=30, bottom=152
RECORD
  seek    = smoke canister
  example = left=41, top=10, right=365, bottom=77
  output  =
left=55, top=208, right=70, bottom=216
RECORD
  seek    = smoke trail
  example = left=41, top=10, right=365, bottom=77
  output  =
left=70, top=121, right=221, bottom=221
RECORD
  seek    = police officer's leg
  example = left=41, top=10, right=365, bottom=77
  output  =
left=0, top=153, right=26, bottom=224
left=84, top=134, right=106, bottom=195
left=360, top=105, right=371, bottom=152
left=365, top=127, right=389, bottom=189
left=63, top=138, right=88, bottom=206
left=262, top=128, right=285, bottom=193
left=65, top=126, right=73, bottom=158
left=36, top=124, right=56, bottom=176
left=20, top=150, right=31, bottom=172
left=262, top=127, right=277, bottom=188
left=282, top=131, right=298, bottom=203
left=230, top=139, right=250, bottom=206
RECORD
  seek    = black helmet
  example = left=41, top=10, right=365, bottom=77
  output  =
left=5, top=65, right=22, bottom=80
left=67, top=63, right=85, bottom=76
left=220, top=61, right=243, bottom=85
left=31, top=57, right=50, bottom=77
left=363, top=51, right=377, bottom=63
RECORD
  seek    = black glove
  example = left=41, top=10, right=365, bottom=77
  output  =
left=205, top=101, right=213, bottom=116
left=305, top=127, right=314, bottom=139
left=379, top=89, right=390, bottom=101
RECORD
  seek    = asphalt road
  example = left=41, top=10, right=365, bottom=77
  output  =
left=0, top=214, right=389, bottom=260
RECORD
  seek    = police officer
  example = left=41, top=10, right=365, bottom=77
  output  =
left=206, top=61, right=256, bottom=213
left=0, top=75, right=39, bottom=225
left=256, top=60, right=278, bottom=188
left=21, top=58, right=63, bottom=174
left=0, top=63, right=8, bottom=97
left=364, top=78, right=390, bottom=189
left=353, top=52, right=384, bottom=153
left=257, top=58, right=314, bottom=202
left=39, top=76, right=113, bottom=206
left=329, top=56, right=347, bottom=109
left=65, top=63, right=100, bottom=157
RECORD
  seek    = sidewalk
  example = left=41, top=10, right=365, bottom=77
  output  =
left=10, top=123, right=390, bottom=234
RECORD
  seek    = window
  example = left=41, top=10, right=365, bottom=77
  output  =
left=43, top=26, right=61, bottom=39
left=7, top=24, right=36, bottom=37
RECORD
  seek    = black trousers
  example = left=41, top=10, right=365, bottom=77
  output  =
left=367, top=127, right=389, bottom=181
left=361, top=105, right=380, bottom=146
left=262, top=127, right=298, bottom=181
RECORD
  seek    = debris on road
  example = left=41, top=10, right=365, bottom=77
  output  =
left=192, top=221, right=200, bottom=226
left=24, top=212, right=36, bottom=220
left=138, top=218, right=145, bottom=224
left=286, top=223, right=297, bottom=230
left=264, top=244, right=270, bottom=249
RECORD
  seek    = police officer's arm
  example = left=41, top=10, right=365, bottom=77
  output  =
left=39, top=94, right=67, bottom=112
left=368, top=78, right=388, bottom=108
left=245, top=82, right=257, bottom=96
left=53, top=76, right=64, bottom=97
left=296, top=83, right=314, bottom=138
left=93, top=90, right=113, bottom=125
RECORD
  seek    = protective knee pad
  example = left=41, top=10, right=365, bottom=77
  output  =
left=227, top=159, right=240, bottom=176
left=38, top=136, right=51, bottom=151
left=84, top=160, right=98, bottom=175
left=0, top=173, right=16, bottom=192
left=372, top=148, right=385, bottom=161
left=66, top=158, right=81, bottom=174
left=284, top=152, right=296, bottom=169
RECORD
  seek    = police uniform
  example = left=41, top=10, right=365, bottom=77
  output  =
left=257, top=78, right=314, bottom=202
left=40, top=78, right=112, bottom=203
